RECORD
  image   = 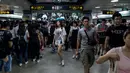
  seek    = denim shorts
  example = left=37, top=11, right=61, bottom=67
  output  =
left=55, top=40, right=63, bottom=46
left=0, top=55, right=12, bottom=72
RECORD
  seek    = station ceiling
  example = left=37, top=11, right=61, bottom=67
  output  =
left=0, top=0, right=130, bottom=14
left=83, top=0, right=130, bottom=13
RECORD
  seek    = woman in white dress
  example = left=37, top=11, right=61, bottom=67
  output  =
left=53, top=21, right=66, bottom=66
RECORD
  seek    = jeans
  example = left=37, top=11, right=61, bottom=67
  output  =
left=19, top=45, right=28, bottom=63
left=0, top=55, right=12, bottom=72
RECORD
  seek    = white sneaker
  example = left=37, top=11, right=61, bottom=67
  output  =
left=72, top=55, right=75, bottom=59
left=75, top=55, right=78, bottom=59
left=25, top=61, right=28, bottom=65
left=33, top=59, right=36, bottom=62
left=61, top=60, right=65, bottom=66
left=37, top=59, right=40, bottom=63
left=19, top=63, right=22, bottom=67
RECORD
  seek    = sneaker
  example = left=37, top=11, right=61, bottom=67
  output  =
left=40, top=55, right=43, bottom=58
left=19, top=63, right=22, bottom=67
left=25, top=61, right=28, bottom=65
left=61, top=60, right=65, bottom=66
left=37, top=59, right=40, bottom=63
left=72, top=55, right=76, bottom=59
left=75, top=55, right=78, bottom=59
left=33, top=59, right=36, bottom=62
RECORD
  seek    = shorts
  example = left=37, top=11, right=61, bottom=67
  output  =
left=80, top=49, right=95, bottom=67
left=0, top=55, right=12, bottom=72
left=55, top=40, right=63, bottom=46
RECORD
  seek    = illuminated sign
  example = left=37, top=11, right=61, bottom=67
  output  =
left=0, top=10, right=14, bottom=14
left=102, top=10, right=115, bottom=15
left=30, top=5, right=83, bottom=10
left=31, top=5, right=45, bottom=10
left=69, top=6, right=83, bottom=10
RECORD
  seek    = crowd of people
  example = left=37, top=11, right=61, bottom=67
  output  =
left=0, top=11, right=130, bottom=73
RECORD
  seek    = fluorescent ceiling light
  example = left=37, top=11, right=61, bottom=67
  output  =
left=119, top=11, right=129, bottom=15
left=14, top=6, right=19, bottom=8
left=0, top=14, right=23, bottom=19
left=95, top=6, right=100, bottom=8
left=111, top=0, right=118, bottom=2
left=92, top=14, right=112, bottom=19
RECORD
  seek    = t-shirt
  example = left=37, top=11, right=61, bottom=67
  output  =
left=107, top=47, right=130, bottom=73
left=54, top=27, right=66, bottom=44
left=10, top=28, right=15, bottom=39
left=96, top=24, right=108, bottom=38
left=77, top=27, right=96, bottom=49
left=0, top=30, right=12, bottom=55
left=106, top=25, right=127, bottom=48
left=13, top=25, right=19, bottom=38
left=0, top=50, right=7, bottom=59
left=96, top=24, right=108, bottom=31
left=24, top=30, right=29, bottom=43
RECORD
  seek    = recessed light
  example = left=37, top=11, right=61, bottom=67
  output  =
left=114, top=4, right=117, bottom=6
left=111, top=0, right=118, bottom=2
left=95, top=6, right=100, bottom=8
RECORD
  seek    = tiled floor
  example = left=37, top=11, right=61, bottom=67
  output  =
left=6, top=48, right=109, bottom=73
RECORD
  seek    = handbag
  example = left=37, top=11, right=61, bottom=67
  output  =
left=84, top=30, right=97, bottom=46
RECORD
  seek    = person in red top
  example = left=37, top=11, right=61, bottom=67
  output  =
left=96, top=19, right=108, bottom=55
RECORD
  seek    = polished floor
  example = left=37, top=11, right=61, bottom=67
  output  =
left=5, top=48, right=109, bottom=73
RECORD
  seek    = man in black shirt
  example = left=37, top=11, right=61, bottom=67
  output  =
left=104, top=12, right=128, bottom=51
left=0, top=21, right=12, bottom=73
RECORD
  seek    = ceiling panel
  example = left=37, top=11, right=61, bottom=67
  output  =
left=83, top=0, right=130, bottom=13
left=28, top=0, right=86, bottom=5
left=36, top=0, right=78, bottom=2
left=0, top=0, right=31, bottom=13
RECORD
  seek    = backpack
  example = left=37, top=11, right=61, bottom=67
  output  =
left=18, top=35, right=26, bottom=47
left=17, top=26, right=26, bottom=48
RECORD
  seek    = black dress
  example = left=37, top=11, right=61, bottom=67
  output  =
left=71, top=27, right=79, bottom=49
left=29, top=29, right=40, bottom=60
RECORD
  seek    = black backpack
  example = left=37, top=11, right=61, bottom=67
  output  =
left=18, top=35, right=26, bottom=47
left=17, top=26, right=26, bottom=48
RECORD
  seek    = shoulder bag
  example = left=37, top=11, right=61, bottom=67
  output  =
left=84, top=30, right=97, bottom=46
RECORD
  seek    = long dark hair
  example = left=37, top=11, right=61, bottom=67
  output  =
left=72, top=21, right=78, bottom=26
left=55, top=20, right=63, bottom=29
left=17, top=22, right=26, bottom=36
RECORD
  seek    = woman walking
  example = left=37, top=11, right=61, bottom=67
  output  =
left=53, top=21, right=66, bottom=66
